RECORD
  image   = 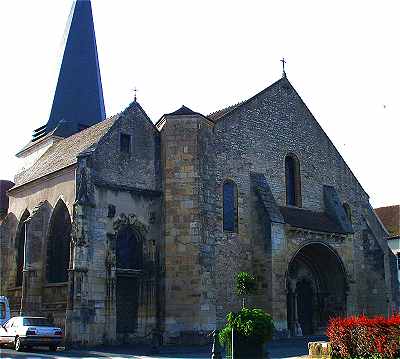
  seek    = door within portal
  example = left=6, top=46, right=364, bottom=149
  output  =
left=115, top=225, right=143, bottom=335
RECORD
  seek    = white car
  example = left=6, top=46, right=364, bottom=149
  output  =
left=0, top=316, right=63, bottom=351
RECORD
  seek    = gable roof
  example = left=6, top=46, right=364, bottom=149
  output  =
left=166, top=105, right=200, bottom=116
left=13, top=115, right=118, bottom=189
left=375, top=205, right=400, bottom=238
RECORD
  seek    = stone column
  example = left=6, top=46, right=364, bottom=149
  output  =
left=65, top=203, right=91, bottom=345
left=270, top=222, right=289, bottom=335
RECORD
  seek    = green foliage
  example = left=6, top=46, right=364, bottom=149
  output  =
left=219, top=307, right=274, bottom=348
left=235, top=272, right=257, bottom=297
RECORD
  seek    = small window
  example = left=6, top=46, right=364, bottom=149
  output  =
left=285, top=154, right=302, bottom=207
left=223, top=180, right=238, bottom=232
left=120, top=134, right=131, bottom=153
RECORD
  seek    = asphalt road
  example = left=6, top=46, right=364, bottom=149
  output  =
left=0, top=336, right=325, bottom=358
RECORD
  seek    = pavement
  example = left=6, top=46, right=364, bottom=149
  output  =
left=0, top=336, right=326, bottom=359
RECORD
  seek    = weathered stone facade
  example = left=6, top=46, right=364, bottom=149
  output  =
left=0, top=77, right=397, bottom=346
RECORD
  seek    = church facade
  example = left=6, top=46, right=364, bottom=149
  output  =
left=0, top=0, right=398, bottom=347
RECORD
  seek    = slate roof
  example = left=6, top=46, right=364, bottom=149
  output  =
left=251, top=173, right=284, bottom=223
left=13, top=115, right=118, bottom=188
left=279, top=206, right=348, bottom=234
left=166, top=105, right=200, bottom=116
left=33, top=0, right=105, bottom=141
left=375, top=205, right=400, bottom=238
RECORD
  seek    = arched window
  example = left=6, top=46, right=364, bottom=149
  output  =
left=285, top=155, right=302, bottom=207
left=15, top=210, right=30, bottom=287
left=46, top=200, right=71, bottom=283
left=223, top=180, right=238, bottom=232
left=343, top=203, right=352, bottom=222
left=116, top=226, right=143, bottom=270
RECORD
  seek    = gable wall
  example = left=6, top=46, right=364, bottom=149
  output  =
left=92, top=104, right=160, bottom=191
left=209, top=79, right=390, bottom=324
left=213, top=80, right=369, bottom=214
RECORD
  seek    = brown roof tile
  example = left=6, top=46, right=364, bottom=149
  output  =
left=13, top=115, right=118, bottom=188
left=375, top=205, right=400, bottom=237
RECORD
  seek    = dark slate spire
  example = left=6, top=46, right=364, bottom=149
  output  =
left=33, top=0, right=105, bottom=141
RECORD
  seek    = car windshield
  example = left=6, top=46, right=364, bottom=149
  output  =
left=23, top=318, right=51, bottom=327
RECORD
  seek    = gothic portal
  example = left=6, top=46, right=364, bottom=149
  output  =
left=287, top=243, right=347, bottom=336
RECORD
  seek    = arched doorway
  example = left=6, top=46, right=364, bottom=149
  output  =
left=116, top=224, right=143, bottom=336
left=287, top=242, right=347, bottom=336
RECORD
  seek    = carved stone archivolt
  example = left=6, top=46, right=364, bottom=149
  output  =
left=112, top=213, right=149, bottom=237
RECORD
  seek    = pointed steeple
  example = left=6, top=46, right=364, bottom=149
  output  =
left=33, top=0, right=106, bottom=141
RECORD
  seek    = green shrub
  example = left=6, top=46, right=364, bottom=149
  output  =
left=219, top=307, right=274, bottom=348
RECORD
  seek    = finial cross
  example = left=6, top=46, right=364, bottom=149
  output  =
left=133, top=87, right=138, bottom=102
left=280, top=57, right=287, bottom=78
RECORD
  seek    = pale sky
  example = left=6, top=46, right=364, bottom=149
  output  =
left=0, top=0, right=398, bottom=208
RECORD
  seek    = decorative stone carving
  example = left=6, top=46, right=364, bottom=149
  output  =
left=289, top=228, right=345, bottom=245
left=112, top=213, right=149, bottom=236
left=75, top=167, right=94, bottom=206
left=76, top=168, right=89, bottom=204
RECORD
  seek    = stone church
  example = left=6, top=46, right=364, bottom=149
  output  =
left=0, top=0, right=398, bottom=346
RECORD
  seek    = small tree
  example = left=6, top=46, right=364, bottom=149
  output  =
left=235, top=271, right=257, bottom=308
left=219, top=272, right=274, bottom=359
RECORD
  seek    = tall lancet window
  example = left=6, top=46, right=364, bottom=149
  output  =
left=46, top=200, right=71, bottom=283
left=15, top=210, right=30, bottom=287
left=285, top=154, right=302, bottom=207
left=223, top=180, right=238, bottom=232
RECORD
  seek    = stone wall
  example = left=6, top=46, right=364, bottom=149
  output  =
left=208, top=77, right=395, bottom=332
left=65, top=102, right=161, bottom=346
left=160, top=113, right=216, bottom=344
left=0, top=170, right=75, bottom=319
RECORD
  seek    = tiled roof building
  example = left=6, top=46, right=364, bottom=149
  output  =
left=375, top=205, right=400, bottom=238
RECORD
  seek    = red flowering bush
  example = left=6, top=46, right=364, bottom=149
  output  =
left=326, top=314, right=400, bottom=358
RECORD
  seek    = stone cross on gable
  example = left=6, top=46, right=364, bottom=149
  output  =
left=281, top=58, right=287, bottom=78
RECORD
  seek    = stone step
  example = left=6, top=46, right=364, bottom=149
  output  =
left=307, top=341, right=332, bottom=358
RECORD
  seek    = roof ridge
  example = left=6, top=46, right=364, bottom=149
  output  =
left=207, top=77, right=286, bottom=122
